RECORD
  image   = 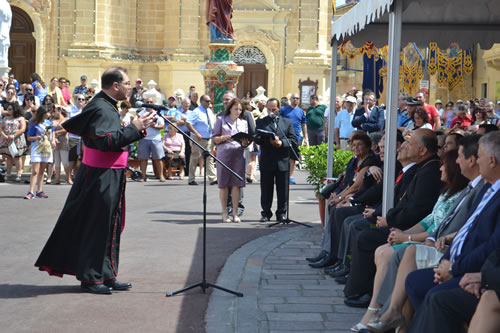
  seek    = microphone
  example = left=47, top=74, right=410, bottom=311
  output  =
left=136, top=101, right=168, bottom=110
left=269, top=113, right=279, bottom=127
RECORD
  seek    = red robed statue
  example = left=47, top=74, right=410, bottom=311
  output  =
left=206, top=0, right=234, bottom=40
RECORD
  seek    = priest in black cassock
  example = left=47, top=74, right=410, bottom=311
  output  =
left=35, top=67, right=157, bottom=294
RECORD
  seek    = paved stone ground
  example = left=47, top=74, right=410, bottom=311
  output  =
left=206, top=225, right=364, bottom=333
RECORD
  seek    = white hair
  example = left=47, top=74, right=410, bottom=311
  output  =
left=479, top=131, right=500, bottom=162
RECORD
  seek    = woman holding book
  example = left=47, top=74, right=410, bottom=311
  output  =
left=212, top=98, right=249, bottom=223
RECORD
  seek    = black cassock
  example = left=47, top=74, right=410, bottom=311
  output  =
left=35, top=91, right=144, bottom=283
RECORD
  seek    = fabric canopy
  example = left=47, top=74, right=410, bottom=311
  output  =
left=332, top=0, right=500, bottom=49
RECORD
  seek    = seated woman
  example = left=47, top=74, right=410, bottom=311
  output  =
left=402, top=107, right=432, bottom=138
left=308, top=131, right=380, bottom=269
left=162, top=124, right=185, bottom=180
left=469, top=106, right=488, bottom=132
left=357, top=149, right=468, bottom=332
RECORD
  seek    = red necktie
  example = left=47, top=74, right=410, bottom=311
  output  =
left=395, top=170, right=404, bottom=184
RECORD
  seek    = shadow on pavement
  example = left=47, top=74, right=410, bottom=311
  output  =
left=0, top=284, right=80, bottom=298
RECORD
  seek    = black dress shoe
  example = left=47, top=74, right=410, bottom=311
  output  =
left=323, top=262, right=342, bottom=274
left=188, top=181, right=198, bottom=185
left=277, top=215, right=287, bottom=222
left=104, top=279, right=132, bottom=291
left=309, top=256, right=336, bottom=269
left=259, top=216, right=271, bottom=222
left=210, top=180, right=218, bottom=185
left=81, top=283, right=112, bottom=295
left=335, top=275, right=348, bottom=284
left=326, top=264, right=350, bottom=278
left=306, top=250, right=328, bottom=263
left=344, top=293, right=371, bottom=308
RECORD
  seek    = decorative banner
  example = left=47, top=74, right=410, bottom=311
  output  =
left=401, top=61, right=424, bottom=96
left=428, top=42, right=438, bottom=75
left=463, top=49, right=473, bottom=75
left=339, top=41, right=473, bottom=93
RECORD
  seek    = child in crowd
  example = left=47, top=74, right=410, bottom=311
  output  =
left=25, top=106, right=54, bottom=199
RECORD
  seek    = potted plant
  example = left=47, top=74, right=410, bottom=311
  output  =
left=300, top=143, right=353, bottom=226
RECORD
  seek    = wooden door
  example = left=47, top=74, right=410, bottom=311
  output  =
left=237, top=64, right=268, bottom=99
left=8, top=7, right=35, bottom=84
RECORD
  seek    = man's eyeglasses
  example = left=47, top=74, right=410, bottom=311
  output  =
left=77, top=98, right=85, bottom=102
left=25, top=88, right=33, bottom=91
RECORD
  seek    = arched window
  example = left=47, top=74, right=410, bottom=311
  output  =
left=234, top=46, right=266, bottom=64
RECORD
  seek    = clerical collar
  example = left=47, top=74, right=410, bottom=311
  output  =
left=402, top=162, right=416, bottom=173
left=102, top=91, right=118, bottom=103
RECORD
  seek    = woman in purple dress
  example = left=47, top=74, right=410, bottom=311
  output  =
left=213, top=98, right=248, bottom=223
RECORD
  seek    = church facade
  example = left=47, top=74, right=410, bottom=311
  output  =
left=7, top=0, right=500, bottom=103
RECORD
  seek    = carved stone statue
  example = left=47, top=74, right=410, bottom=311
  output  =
left=0, top=0, right=11, bottom=68
left=206, top=0, right=234, bottom=41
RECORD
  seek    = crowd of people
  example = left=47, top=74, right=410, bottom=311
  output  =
left=307, top=88, right=500, bottom=332
left=2, top=70, right=500, bottom=322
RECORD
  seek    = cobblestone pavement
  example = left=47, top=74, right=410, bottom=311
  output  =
left=206, top=224, right=364, bottom=333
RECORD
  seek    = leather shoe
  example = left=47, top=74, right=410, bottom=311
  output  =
left=81, top=283, right=112, bottom=295
left=210, top=180, right=218, bottom=185
left=326, top=264, right=350, bottom=278
left=323, top=262, right=342, bottom=274
left=306, top=250, right=328, bottom=263
left=259, top=216, right=271, bottom=222
left=277, top=214, right=287, bottom=222
left=188, top=181, right=198, bottom=185
left=309, top=255, right=336, bottom=269
left=104, top=279, right=132, bottom=291
left=335, top=275, right=348, bottom=284
left=344, top=293, right=371, bottom=308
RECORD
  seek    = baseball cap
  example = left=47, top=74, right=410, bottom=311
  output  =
left=80, top=75, right=87, bottom=80
left=136, top=78, right=142, bottom=83
left=345, top=96, right=357, bottom=104
left=456, top=99, right=463, bottom=103
left=168, top=96, right=176, bottom=101
left=435, top=99, right=442, bottom=104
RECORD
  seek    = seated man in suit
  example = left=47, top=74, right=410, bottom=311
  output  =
left=401, top=131, right=500, bottom=329
left=407, top=248, right=500, bottom=333
left=351, top=91, right=384, bottom=133
left=343, top=129, right=442, bottom=305
left=255, top=98, right=297, bottom=222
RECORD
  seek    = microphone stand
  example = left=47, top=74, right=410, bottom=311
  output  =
left=267, top=116, right=312, bottom=229
left=146, top=107, right=243, bottom=298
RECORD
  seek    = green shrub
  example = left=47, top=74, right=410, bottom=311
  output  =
left=299, top=143, right=353, bottom=194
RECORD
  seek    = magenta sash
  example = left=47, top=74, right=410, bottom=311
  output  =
left=83, top=146, right=129, bottom=169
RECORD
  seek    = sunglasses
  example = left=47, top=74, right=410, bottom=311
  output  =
left=77, top=98, right=85, bottom=101
left=26, top=88, right=33, bottom=91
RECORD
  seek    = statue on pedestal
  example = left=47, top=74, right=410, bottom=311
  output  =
left=206, top=0, right=234, bottom=41
left=0, top=0, right=11, bottom=68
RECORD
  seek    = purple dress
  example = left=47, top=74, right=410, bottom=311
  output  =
left=213, top=115, right=248, bottom=188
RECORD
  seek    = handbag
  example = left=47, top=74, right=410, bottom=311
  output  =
left=8, top=141, right=19, bottom=157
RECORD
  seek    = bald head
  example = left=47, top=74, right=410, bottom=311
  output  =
left=407, top=128, right=438, bottom=163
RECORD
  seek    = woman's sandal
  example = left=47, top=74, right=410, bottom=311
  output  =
left=351, top=307, right=380, bottom=332
left=233, top=216, right=241, bottom=223
left=222, top=213, right=232, bottom=223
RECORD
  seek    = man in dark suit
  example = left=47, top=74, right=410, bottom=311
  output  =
left=405, top=131, right=500, bottom=311
left=344, top=129, right=442, bottom=304
left=351, top=91, right=384, bottom=133
left=255, top=98, right=297, bottom=222
left=408, top=248, right=500, bottom=333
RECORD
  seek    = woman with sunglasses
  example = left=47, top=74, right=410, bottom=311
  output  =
left=58, top=77, right=73, bottom=106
